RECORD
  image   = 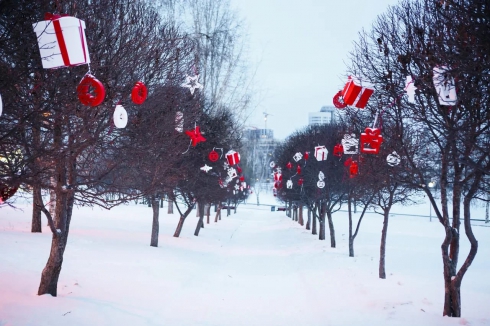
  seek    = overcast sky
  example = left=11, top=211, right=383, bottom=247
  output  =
left=229, top=0, right=399, bottom=140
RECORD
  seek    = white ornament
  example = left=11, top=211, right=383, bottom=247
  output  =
left=286, top=180, right=293, bottom=189
left=181, top=75, right=203, bottom=95
left=386, top=151, right=401, bottom=166
left=234, top=184, right=240, bottom=190
left=317, top=180, right=325, bottom=188
left=175, top=111, right=184, bottom=132
left=275, top=167, right=282, bottom=173
left=269, top=161, right=275, bottom=168
left=223, top=162, right=229, bottom=170
left=293, top=152, right=303, bottom=162
left=113, top=105, right=128, bottom=128
left=314, top=146, right=328, bottom=161
left=433, top=66, right=457, bottom=106
left=405, top=76, right=417, bottom=104
left=227, top=167, right=237, bottom=179
left=341, top=134, right=359, bottom=154
left=318, top=171, right=325, bottom=181
left=200, top=164, right=212, bottom=173
left=0, top=93, right=3, bottom=116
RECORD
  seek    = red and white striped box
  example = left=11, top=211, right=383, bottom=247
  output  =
left=341, top=76, right=374, bottom=109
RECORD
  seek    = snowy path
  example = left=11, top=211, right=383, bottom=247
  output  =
left=0, top=200, right=489, bottom=325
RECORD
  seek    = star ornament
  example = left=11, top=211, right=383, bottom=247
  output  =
left=181, top=75, right=203, bottom=95
left=200, top=164, right=212, bottom=173
left=185, top=126, right=206, bottom=146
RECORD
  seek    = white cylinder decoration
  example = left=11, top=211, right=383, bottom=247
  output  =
left=113, top=105, right=128, bottom=128
left=0, top=93, right=3, bottom=116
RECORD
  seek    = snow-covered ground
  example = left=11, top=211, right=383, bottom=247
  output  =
left=1, top=192, right=489, bottom=326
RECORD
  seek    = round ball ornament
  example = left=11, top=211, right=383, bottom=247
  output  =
left=113, top=105, right=128, bottom=128
left=333, top=91, right=347, bottom=109
left=208, top=150, right=219, bottom=162
left=269, top=161, right=275, bottom=168
left=386, top=151, right=401, bottom=166
left=77, top=74, right=105, bottom=107
left=131, top=81, right=148, bottom=105
left=317, top=180, right=325, bottom=189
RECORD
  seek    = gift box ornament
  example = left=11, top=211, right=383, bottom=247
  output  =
left=274, top=172, right=283, bottom=182
left=33, top=13, right=91, bottom=69
left=360, top=128, right=383, bottom=154
left=314, top=145, right=328, bottom=161
left=341, top=76, right=374, bottom=109
left=333, top=144, right=344, bottom=157
left=433, top=66, right=457, bottom=106
left=341, top=134, right=359, bottom=154
left=226, top=150, right=240, bottom=166
left=293, top=152, right=303, bottom=162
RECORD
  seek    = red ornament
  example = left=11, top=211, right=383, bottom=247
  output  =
left=341, top=76, right=374, bottom=109
left=296, top=165, right=301, bottom=175
left=274, top=172, right=282, bottom=182
left=237, top=166, right=242, bottom=174
left=344, top=157, right=353, bottom=167
left=239, top=176, right=245, bottom=182
left=333, top=91, right=347, bottom=109
left=304, top=152, right=309, bottom=160
left=131, top=81, right=148, bottom=105
left=185, top=126, right=206, bottom=146
left=298, top=178, right=304, bottom=186
left=349, top=161, right=359, bottom=178
left=226, top=150, right=241, bottom=166
left=208, top=150, right=219, bottom=162
left=333, top=144, right=344, bottom=157
left=77, top=74, right=105, bottom=106
left=286, top=162, right=292, bottom=170
left=360, top=127, right=383, bottom=154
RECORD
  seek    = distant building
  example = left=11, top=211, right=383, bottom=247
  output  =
left=243, top=128, right=274, bottom=140
left=308, top=106, right=336, bottom=125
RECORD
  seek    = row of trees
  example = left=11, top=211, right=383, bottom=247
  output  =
left=0, top=0, right=251, bottom=296
left=275, top=0, right=489, bottom=318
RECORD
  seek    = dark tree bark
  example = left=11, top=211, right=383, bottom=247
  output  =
left=194, top=201, right=206, bottom=236
left=173, top=205, right=194, bottom=238
left=150, top=196, right=159, bottom=247
left=306, top=207, right=311, bottom=230
left=319, top=202, right=326, bottom=241
left=379, top=210, right=389, bottom=279
left=311, top=203, right=317, bottom=235
left=167, top=197, right=174, bottom=214
left=214, top=205, right=221, bottom=222
left=326, top=210, right=336, bottom=248
left=348, top=195, right=354, bottom=257
left=31, top=184, right=43, bottom=233
left=206, top=203, right=210, bottom=224
left=298, top=203, right=304, bottom=226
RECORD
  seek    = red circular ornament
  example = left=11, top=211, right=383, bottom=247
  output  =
left=131, top=81, right=148, bottom=105
left=239, top=176, right=245, bottom=182
left=208, top=150, right=219, bottom=162
left=333, top=91, right=347, bottom=109
left=77, top=75, right=105, bottom=107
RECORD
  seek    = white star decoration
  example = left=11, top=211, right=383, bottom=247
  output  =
left=200, top=164, right=212, bottom=173
left=181, top=75, right=203, bottom=95
left=234, top=184, right=240, bottom=190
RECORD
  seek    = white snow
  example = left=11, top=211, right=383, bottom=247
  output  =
left=0, top=193, right=489, bottom=326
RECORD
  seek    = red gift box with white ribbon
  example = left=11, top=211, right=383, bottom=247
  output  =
left=360, top=128, right=383, bottom=154
left=341, top=76, right=374, bottom=109
left=33, top=14, right=91, bottom=69
left=226, top=150, right=240, bottom=166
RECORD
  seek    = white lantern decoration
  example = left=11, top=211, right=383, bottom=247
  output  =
left=113, top=105, right=128, bottom=128
left=0, top=93, right=3, bottom=116
left=286, top=180, right=293, bottom=189
left=386, top=151, right=401, bottom=166
left=341, top=134, right=359, bottom=154
left=32, top=14, right=91, bottom=69
left=293, top=152, right=303, bottom=162
left=405, top=76, right=417, bottom=104
left=317, top=180, right=325, bottom=189
left=318, top=171, right=325, bottom=181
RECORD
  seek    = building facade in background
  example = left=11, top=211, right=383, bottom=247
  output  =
left=308, top=106, right=336, bottom=125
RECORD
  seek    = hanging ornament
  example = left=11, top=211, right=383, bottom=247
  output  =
left=269, top=161, right=276, bottom=168
left=304, top=152, right=309, bottom=160
left=293, top=152, right=303, bottom=162
left=386, top=151, right=401, bottom=166
left=333, top=91, right=347, bottom=109
left=33, top=13, right=91, bottom=69
left=77, top=74, right=105, bottom=107
left=341, top=134, right=359, bottom=154
left=181, top=74, right=203, bottom=95
left=286, top=180, right=293, bottom=189
left=200, top=164, right=212, bottom=173
left=175, top=111, right=184, bottom=133
left=432, top=66, right=457, bottom=106
left=185, top=126, right=206, bottom=146
left=113, top=105, right=128, bottom=128
left=225, top=150, right=240, bottom=166
left=237, top=166, right=242, bottom=174
left=273, top=172, right=282, bottom=182
left=239, top=176, right=245, bottom=182
left=0, top=93, right=3, bottom=116
left=223, top=162, right=230, bottom=170
left=234, top=184, right=240, bottom=190
left=227, top=167, right=238, bottom=179
left=0, top=183, right=18, bottom=203
left=275, top=167, right=282, bottom=174
left=296, top=165, right=301, bottom=175
left=241, top=181, right=247, bottom=188
left=208, top=150, right=219, bottom=162
left=360, top=128, right=383, bottom=154
left=341, top=76, right=374, bottom=109
left=218, top=178, right=224, bottom=188
left=286, top=162, right=292, bottom=170
left=344, top=157, right=353, bottom=167
left=333, top=144, right=344, bottom=157
left=131, top=81, right=147, bottom=105
left=318, top=171, right=325, bottom=181
left=298, top=178, right=304, bottom=186
left=317, top=180, right=325, bottom=189
left=314, top=146, right=328, bottom=161
left=349, top=161, right=359, bottom=178
left=405, top=76, right=417, bottom=104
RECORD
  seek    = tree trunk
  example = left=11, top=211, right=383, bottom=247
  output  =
left=194, top=201, right=205, bottom=236
left=173, top=205, right=194, bottom=238
left=167, top=197, right=173, bottom=214
left=150, top=196, right=159, bottom=247
left=312, top=204, right=317, bottom=235
left=214, top=206, right=221, bottom=222
left=160, top=198, right=164, bottom=208
left=306, top=207, right=311, bottom=230
left=49, top=176, right=56, bottom=222
left=379, top=210, right=389, bottom=279
left=319, top=202, right=325, bottom=240
left=227, top=199, right=231, bottom=216
left=348, top=195, right=354, bottom=257
left=298, top=204, right=304, bottom=226
left=326, top=210, right=336, bottom=248
left=206, top=203, right=210, bottom=224
left=196, top=202, right=200, bottom=217
left=31, top=184, right=42, bottom=233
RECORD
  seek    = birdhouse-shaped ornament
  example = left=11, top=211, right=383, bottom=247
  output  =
left=314, top=146, right=328, bottom=161
left=341, top=134, right=359, bottom=154
left=227, top=167, right=238, bottom=179
left=226, top=150, right=240, bottom=166
left=433, top=66, right=457, bottom=106
left=333, top=144, right=344, bottom=157
left=33, top=14, right=91, bottom=69
left=293, top=152, right=303, bottom=162
left=286, top=180, right=293, bottom=189
left=341, top=76, right=374, bottom=109
left=349, top=161, right=359, bottom=178
left=360, top=128, right=383, bottom=154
